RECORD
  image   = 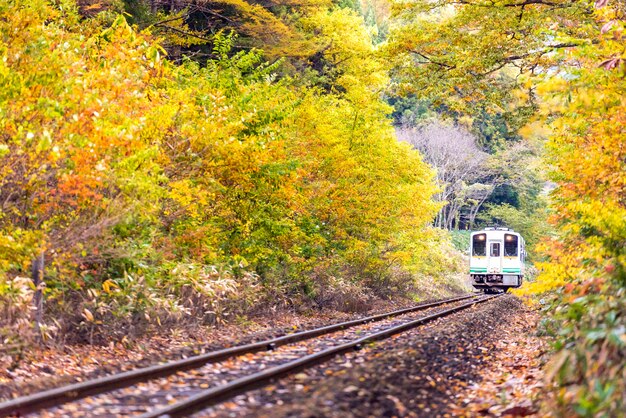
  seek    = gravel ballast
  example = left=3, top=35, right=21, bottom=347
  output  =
left=202, top=295, right=540, bottom=418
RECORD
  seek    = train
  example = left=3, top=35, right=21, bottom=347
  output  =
left=469, top=227, right=525, bottom=292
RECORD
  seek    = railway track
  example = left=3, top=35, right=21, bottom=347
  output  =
left=0, top=293, right=499, bottom=417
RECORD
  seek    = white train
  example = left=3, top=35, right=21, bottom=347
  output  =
left=469, top=227, right=525, bottom=292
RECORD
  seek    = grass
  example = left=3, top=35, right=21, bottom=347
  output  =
left=450, top=230, right=472, bottom=253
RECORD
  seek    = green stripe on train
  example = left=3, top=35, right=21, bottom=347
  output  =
left=502, top=269, right=521, bottom=272
left=470, top=269, right=487, bottom=272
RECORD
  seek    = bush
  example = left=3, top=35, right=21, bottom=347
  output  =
left=449, top=230, right=471, bottom=253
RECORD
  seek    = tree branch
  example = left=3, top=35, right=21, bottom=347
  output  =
left=454, top=0, right=570, bottom=7
left=410, top=50, right=456, bottom=69
left=190, top=4, right=236, bottom=24
left=149, top=14, right=187, bottom=28
left=479, top=42, right=581, bottom=75
left=154, top=24, right=214, bottom=43
left=502, top=0, right=564, bottom=7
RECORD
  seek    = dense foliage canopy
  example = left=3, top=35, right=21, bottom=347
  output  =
left=387, top=0, right=625, bottom=414
left=0, top=0, right=457, bottom=343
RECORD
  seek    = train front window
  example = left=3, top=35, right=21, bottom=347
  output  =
left=472, top=234, right=486, bottom=256
left=490, top=242, right=500, bottom=257
left=504, top=234, right=518, bottom=256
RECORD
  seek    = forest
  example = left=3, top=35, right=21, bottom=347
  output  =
left=0, top=0, right=624, bottom=416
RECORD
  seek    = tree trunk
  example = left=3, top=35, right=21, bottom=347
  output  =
left=31, top=252, right=45, bottom=340
left=468, top=191, right=492, bottom=230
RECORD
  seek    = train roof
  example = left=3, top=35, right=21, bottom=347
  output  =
left=471, top=227, right=522, bottom=236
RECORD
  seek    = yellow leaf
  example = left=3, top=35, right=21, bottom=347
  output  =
left=82, top=308, right=94, bottom=322
left=102, top=279, right=118, bottom=294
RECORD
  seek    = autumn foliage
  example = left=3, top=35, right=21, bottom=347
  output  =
left=2, top=0, right=623, bottom=414
left=387, top=0, right=625, bottom=415
left=0, top=1, right=455, bottom=343
left=532, top=2, right=626, bottom=414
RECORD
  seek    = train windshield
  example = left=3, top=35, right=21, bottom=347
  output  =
left=472, top=234, right=486, bottom=256
left=490, top=242, right=500, bottom=257
left=504, top=234, right=518, bottom=256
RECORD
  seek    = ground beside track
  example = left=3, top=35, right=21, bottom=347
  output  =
left=38, top=296, right=477, bottom=417
left=204, top=295, right=546, bottom=418
left=0, top=294, right=452, bottom=402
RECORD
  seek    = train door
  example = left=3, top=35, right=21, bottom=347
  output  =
left=488, top=240, right=502, bottom=273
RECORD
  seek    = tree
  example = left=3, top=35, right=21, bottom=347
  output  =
left=465, top=183, right=494, bottom=229
left=0, top=6, right=168, bottom=337
left=397, top=122, right=491, bottom=229
left=385, top=0, right=592, bottom=117
left=388, top=0, right=626, bottom=414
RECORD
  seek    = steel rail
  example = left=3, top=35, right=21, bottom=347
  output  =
left=0, top=293, right=477, bottom=417
left=141, top=294, right=500, bottom=418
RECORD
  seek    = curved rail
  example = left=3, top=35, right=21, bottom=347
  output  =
left=141, top=294, right=500, bottom=418
left=0, top=293, right=477, bottom=417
